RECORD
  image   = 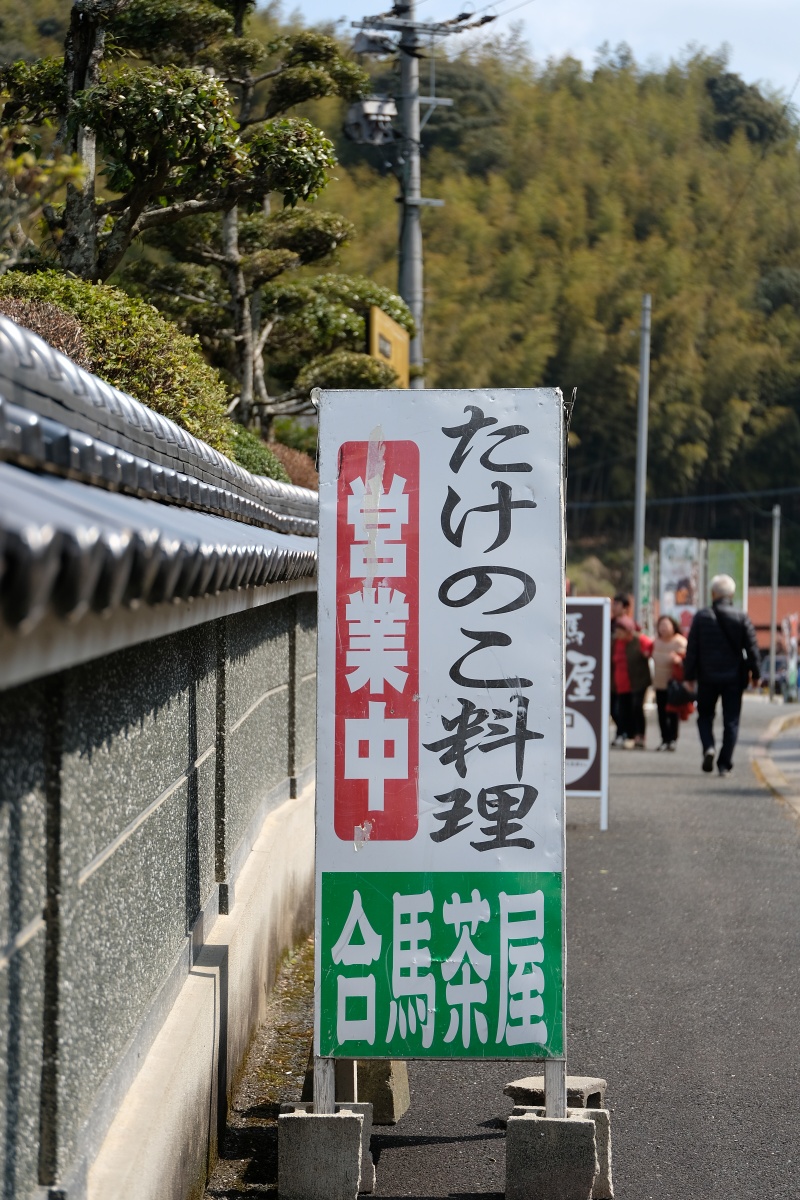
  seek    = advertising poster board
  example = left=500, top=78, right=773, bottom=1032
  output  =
left=706, top=540, right=749, bottom=611
left=315, top=389, right=566, bottom=1063
left=659, top=537, right=704, bottom=635
left=565, top=597, right=610, bottom=831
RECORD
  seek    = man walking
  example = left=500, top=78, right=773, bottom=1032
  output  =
left=684, top=574, right=761, bottom=776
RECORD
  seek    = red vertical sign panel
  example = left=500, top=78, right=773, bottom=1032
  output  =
left=334, top=440, right=419, bottom=840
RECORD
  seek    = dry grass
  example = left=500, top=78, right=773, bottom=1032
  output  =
left=266, top=442, right=318, bottom=491
left=0, top=298, right=92, bottom=371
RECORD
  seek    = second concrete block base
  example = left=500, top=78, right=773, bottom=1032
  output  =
left=511, top=1107, right=613, bottom=1199
left=506, top=1112, right=598, bottom=1200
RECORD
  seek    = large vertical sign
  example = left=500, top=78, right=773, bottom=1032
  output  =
left=565, top=598, right=610, bottom=831
left=659, top=537, right=704, bottom=635
left=316, top=390, right=566, bottom=1061
left=706, top=540, right=749, bottom=612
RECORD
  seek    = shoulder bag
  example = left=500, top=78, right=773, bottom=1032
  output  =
left=712, top=606, right=750, bottom=689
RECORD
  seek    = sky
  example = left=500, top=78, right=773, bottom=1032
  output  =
left=288, top=0, right=800, bottom=101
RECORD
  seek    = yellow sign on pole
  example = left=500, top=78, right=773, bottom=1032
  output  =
left=368, top=306, right=410, bottom=388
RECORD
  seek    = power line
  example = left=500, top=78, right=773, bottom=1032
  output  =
left=569, top=484, right=800, bottom=512
left=485, top=0, right=536, bottom=21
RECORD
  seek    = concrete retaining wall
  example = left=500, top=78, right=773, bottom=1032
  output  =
left=87, top=786, right=316, bottom=1200
left=0, top=589, right=316, bottom=1200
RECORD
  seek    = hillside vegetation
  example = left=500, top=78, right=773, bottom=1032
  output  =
left=320, top=41, right=800, bottom=581
left=3, top=4, right=800, bottom=575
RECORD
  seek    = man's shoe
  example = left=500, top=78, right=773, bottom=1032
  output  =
left=623, top=738, right=635, bottom=750
left=718, top=765, right=733, bottom=777
left=702, top=749, right=715, bottom=773
left=667, top=742, right=677, bottom=752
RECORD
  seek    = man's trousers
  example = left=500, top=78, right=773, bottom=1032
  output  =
left=696, top=679, right=743, bottom=771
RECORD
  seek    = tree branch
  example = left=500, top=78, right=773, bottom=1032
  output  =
left=254, top=317, right=275, bottom=357
left=151, top=282, right=230, bottom=313
left=133, top=197, right=227, bottom=233
left=251, top=66, right=284, bottom=85
left=183, top=246, right=229, bottom=266
left=96, top=162, right=171, bottom=279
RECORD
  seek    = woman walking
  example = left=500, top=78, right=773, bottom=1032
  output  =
left=652, top=615, right=687, bottom=750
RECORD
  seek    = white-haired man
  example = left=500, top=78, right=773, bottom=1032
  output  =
left=684, top=574, right=760, bottom=776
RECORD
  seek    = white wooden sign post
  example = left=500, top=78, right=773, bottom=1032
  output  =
left=314, top=389, right=567, bottom=1114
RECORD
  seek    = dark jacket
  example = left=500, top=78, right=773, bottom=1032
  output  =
left=684, top=599, right=760, bottom=686
left=625, top=635, right=652, bottom=692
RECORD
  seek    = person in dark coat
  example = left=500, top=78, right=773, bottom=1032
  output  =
left=610, top=593, right=633, bottom=744
left=612, top=615, right=653, bottom=748
left=683, top=574, right=761, bottom=776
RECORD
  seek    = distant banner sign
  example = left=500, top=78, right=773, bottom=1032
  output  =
left=565, top=598, right=610, bottom=830
left=316, top=389, right=566, bottom=1061
left=660, top=537, right=704, bottom=635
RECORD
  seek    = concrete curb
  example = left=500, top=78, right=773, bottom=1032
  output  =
left=750, top=711, right=800, bottom=821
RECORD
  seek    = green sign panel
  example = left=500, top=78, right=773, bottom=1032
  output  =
left=706, top=541, right=749, bottom=610
left=319, top=871, right=563, bottom=1059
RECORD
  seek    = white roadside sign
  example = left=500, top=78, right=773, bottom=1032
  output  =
left=315, top=388, right=566, bottom=1061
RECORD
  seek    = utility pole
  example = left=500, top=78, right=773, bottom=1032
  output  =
left=351, top=3, right=492, bottom=388
left=632, top=294, right=652, bottom=626
left=398, top=1, right=425, bottom=387
left=769, top=503, right=781, bottom=701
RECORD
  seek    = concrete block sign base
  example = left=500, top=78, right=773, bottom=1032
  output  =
left=281, top=1102, right=376, bottom=1194
left=511, top=1107, right=613, bottom=1199
left=506, top=1112, right=598, bottom=1200
left=278, top=1109, right=363, bottom=1200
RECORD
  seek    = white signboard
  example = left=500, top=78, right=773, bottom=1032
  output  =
left=315, top=389, right=566, bottom=1061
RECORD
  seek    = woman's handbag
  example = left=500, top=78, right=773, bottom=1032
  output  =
left=666, top=677, right=695, bottom=708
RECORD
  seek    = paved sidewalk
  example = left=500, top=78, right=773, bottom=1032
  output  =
left=371, top=695, right=800, bottom=1199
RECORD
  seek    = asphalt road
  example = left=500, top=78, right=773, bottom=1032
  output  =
left=371, top=695, right=800, bottom=1199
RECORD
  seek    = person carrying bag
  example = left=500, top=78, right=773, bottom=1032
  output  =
left=653, top=614, right=688, bottom=749
left=683, top=574, right=760, bottom=776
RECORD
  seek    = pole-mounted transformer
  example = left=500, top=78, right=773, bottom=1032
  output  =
left=349, top=0, right=490, bottom=388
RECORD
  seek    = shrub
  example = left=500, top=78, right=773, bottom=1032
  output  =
left=0, top=271, right=236, bottom=455
left=230, top=425, right=290, bottom=483
left=273, top=416, right=318, bottom=455
left=0, top=271, right=292, bottom=482
left=295, top=348, right=397, bottom=391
